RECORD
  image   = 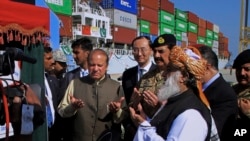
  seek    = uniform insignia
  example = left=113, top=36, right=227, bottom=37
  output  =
left=158, top=37, right=165, bottom=44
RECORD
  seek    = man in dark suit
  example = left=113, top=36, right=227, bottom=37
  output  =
left=59, top=37, right=93, bottom=100
left=121, top=36, right=156, bottom=141
left=43, top=47, right=60, bottom=140
left=196, top=45, right=238, bottom=139
left=122, top=36, right=156, bottom=105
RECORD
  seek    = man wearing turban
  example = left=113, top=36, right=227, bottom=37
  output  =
left=129, top=46, right=215, bottom=141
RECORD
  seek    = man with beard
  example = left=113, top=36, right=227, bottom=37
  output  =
left=222, top=49, right=250, bottom=140
left=129, top=46, right=213, bottom=141
left=130, top=34, right=177, bottom=119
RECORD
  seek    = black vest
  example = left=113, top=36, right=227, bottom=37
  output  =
left=150, top=89, right=211, bottom=141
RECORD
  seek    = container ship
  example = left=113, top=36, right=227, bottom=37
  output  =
left=33, top=0, right=230, bottom=75
left=57, top=0, right=229, bottom=74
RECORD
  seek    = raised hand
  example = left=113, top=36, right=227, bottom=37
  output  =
left=142, top=90, right=161, bottom=107
left=70, top=94, right=84, bottom=109
left=108, top=97, right=125, bottom=113
left=130, top=87, right=142, bottom=109
left=238, top=98, right=250, bottom=117
left=129, top=103, right=146, bottom=127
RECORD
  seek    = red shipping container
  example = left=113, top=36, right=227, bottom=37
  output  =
left=223, top=37, right=229, bottom=51
left=206, top=20, right=213, bottom=30
left=139, top=0, right=159, bottom=11
left=198, top=27, right=206, bottom=37
left=138, top=6, right=158, bottom=23
left=219, top=32, right=224, bottom=38
left=199, top=18, right=206, bottom=28
left=159, top=0, right=175, bottom=14
left=188, top=41, right=197, bottom=46
left=150, top=22, right=158, bottom=35
left=186, top=11, right=199, bottom=24
left=112, top=25, right=137, bottom=44
left=57, top=14, right=72, bottom=37
left=187, top=32, right=197, bottom=43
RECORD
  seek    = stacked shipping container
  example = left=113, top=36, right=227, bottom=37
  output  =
left=97, top=0, right=229, bottom=58
left=197, top=17, right=207, bottom=45
left=100, top=0, right=137, bottom=44
left=138, top=0, right=159, bottom=42
left=187, top=11, right=199, bottom=45
left=159, top=0, right=175, bottom=36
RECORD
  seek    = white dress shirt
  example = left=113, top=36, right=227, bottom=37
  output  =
left=133, top=109, right=208, bottom=141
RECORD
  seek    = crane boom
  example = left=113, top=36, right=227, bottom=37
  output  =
left=239, top=0, right=250, bottom=53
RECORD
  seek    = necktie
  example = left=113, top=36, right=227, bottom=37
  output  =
left=46, top=100, right=53, bottom=128
left=45, top=74, right=53, bottom=128
left=139, top=69, right=144, bottom=80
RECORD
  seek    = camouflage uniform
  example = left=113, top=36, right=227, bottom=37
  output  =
left=233, top=84, right=250, bottom=99
left=136, top=67, right=165, bottom=118
left=233, top=84, right=250, bottom=119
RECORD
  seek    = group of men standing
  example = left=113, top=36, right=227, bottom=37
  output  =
left=43, top=33, right=250, bottom=141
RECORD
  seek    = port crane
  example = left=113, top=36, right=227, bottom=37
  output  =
left=239, top=0, right=250, bottom=53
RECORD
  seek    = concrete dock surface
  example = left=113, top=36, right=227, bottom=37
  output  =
left=110, top=68, right=237, bottom=85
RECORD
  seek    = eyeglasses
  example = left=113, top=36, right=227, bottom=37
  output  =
left=132, top=47, right=149, bottom=54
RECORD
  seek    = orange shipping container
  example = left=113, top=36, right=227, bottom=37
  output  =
left=198, top=27, right=206, bottom=37
left=159, top=0, right=175, bottom=14
left=138, top=6, right=158, bottom=23
left=112, top=26, right=137, bottom=44
left=186, top=11, right=199, bottom=24
left=187, top=32, right=197, bottom=43
left=199, top=18, right=206, bottom=28
left=139, top=0, right=159, bottom=11
left=57, top=14, right=72, bottom=37
left=206, top=20, right=213, bottom=30
left=150, top=22, right=158, bottom=35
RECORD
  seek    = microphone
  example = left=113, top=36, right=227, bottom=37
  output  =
left=5, top=47, right=37, bottom=64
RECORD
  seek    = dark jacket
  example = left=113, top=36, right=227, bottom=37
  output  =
left=203, top=74, right=238, bottom=138
left=221, top=83, right=250, bottom=141
left=46, top=74, right=60, bottom=107
left=59, top=67, right=82, bottom=101
left=122, top=63, right=156, bottom=104
left=151, top=89, right=212, bottom=141
left=55, top=67, right=82, bottom=141
left=45, top=74, right=63, bottom=141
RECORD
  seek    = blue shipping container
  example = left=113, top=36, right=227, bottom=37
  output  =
left=100, top=0, right=137, bottom=15
left=140, top=33, right=158, bottom=43
left=150, top=34, right=158, bottom=42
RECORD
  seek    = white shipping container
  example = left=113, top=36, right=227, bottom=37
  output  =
left=212, top=46, right=219, bottom=55
left=105, top=9, right=137, bottom=30
left=182, top=32, right=188, bottom=41
left=213, top=24, right=219, bottom=33
left=213, top=40, right=219, bottom=48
